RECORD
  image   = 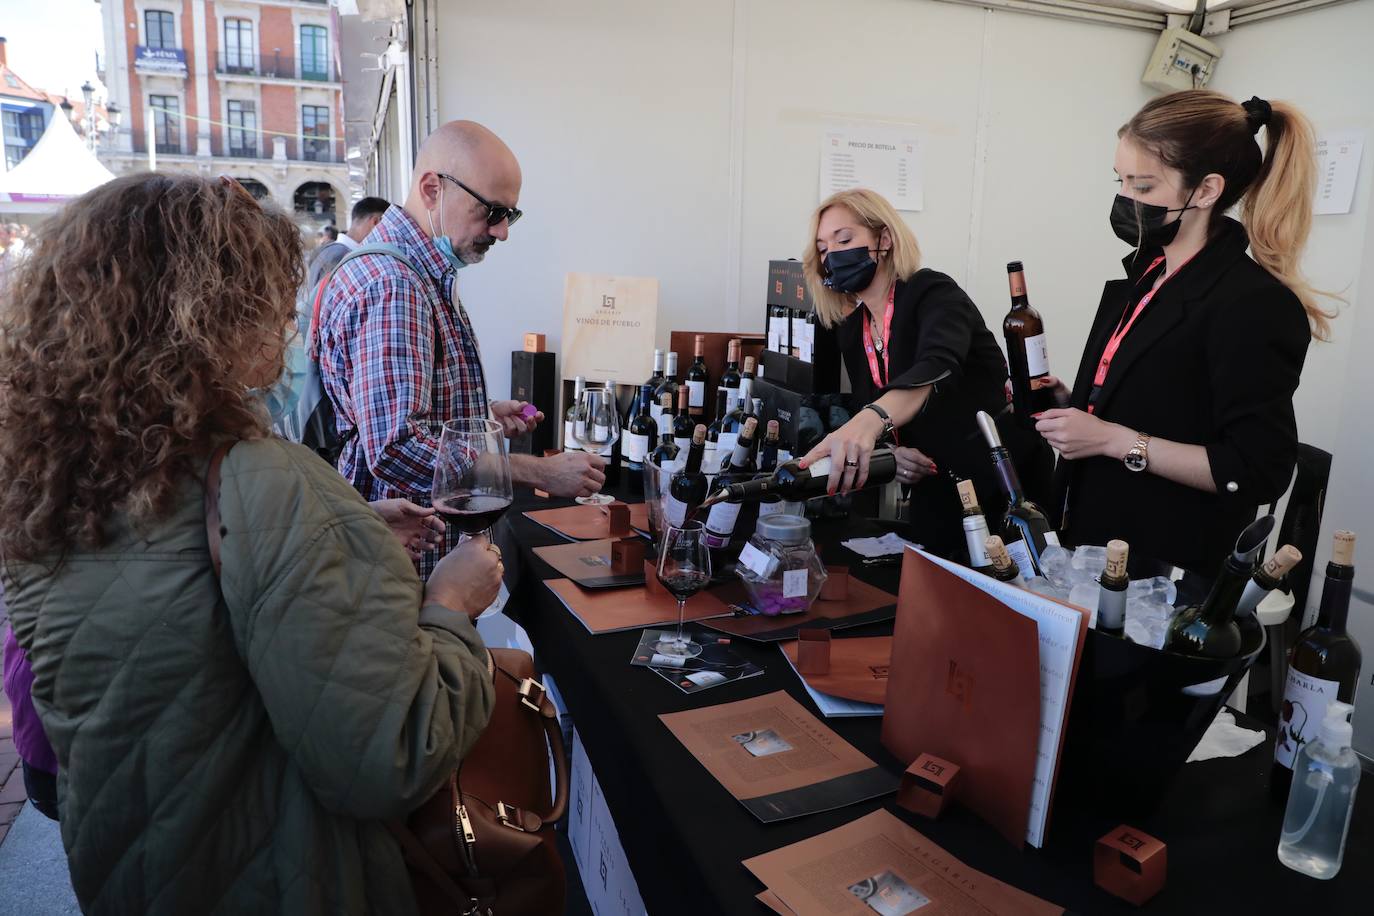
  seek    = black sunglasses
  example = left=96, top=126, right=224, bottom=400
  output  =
left=438, top=173, right=523, bottom=227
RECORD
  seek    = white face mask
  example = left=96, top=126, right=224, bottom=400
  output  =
left=426, top=183, right=469, bottom=271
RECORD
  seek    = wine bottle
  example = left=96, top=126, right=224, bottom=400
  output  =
left=624, top=384, right=658, bottom=480
left=702, top=449, right=898, bottom=508
left=1097, top=539, right=1129, bottom=636
left=985, top=536, right=1025, bottom=587
left=956, top=479, right=993, bottom=572
left=756, top=420, right=788, bottom=518
left=704, top=417, right=760, bottom=548
left=1273, top=531, right=1364, bottom=790
left=666, top=425, right=709, bottom=528
left=645, top=349, right=666, bottom=428
left=1165, top=515, right=1275, bottom=659
left=672, top=384, right=695, bottom=454
left=768, top=304, right=790, bottom=355
left=800, top=311, right=818, bottom=363
left=720, top=359, right=756, bottom=443
left=790, top=309, right=808, bottom=360
left=652, top=351, right=680, bottom=430
left=1235, top=544, right=1302, bottom=618
left=976, top=410, right=1051, bottom=577
left=704, top=387, right=731, bottom=474
left=651, top=393, right=681, bottom=471
left=720, top=339, right=742, bottom=413
left=686, top=334, right=709, bottom=416
left=564, top=375, right=586, bottom=447
left=1003, top=261, right=1055, bottom=423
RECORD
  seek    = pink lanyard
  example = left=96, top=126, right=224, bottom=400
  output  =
left=1087, top=255, right=1192, bottom=415
left=861, top=284, right=901, bottom=446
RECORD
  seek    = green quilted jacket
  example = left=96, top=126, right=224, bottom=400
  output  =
left=3, top=438, right=494, bottom=914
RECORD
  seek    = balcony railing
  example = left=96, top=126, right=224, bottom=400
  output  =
left=226, top=145, right=258, bottom=159
left=211, top=52, right=339, bottom=83
left=155, top=141, right=181, bottom=155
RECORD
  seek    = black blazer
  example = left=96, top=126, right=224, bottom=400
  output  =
left=836, top=269, right=1051, bottom=556
left=1052, top=217, right=1311, bottom=575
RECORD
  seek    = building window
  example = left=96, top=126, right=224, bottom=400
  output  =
left=145, top=10, right=177, bottom=50
left=302, top=105, right=329, bottom=161
left=2, top=106, right=45, bottom=170
left=150, top=94, right=180, bottom=154
left=300, top=25, right=328, bottom=80
left=224, top=19, right=255, bottom=73
left=227, top=100, right=256, bottom=158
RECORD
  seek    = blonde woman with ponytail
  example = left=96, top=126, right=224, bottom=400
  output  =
left=1037, top=90, right=1329, bottom=576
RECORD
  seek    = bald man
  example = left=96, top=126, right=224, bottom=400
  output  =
left=317, top=121, right=604, bottom=578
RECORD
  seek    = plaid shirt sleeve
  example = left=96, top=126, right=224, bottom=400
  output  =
left=346, top=274, right=442, bottom=497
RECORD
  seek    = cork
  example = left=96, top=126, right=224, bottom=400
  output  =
left=984, top=536, right=1013, bottom=572
left=767, top=419, right=780, bottom=437
left=1260, top=544, right=1303, bottom=580
left=956, top=479, right=981, bottom=514
left=692, top=424, right=707, bottom=446
left=1332, top=530, right=1356, bottom=567
left=744, top=356, right=756, bottom=373
left=1105, top=540, right=1130, bottom=583
left=660, top=392, right=674, bottom=409
left=741, top=416, right=759, bottom=438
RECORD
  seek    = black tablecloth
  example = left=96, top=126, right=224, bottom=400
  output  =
left=499, top=485, right=1371, bottom=916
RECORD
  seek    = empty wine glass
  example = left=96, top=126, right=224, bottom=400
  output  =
left=655, top=520, right=712, bottom=658
left=431, top=418, right=514, bottom=542
left=568, top=385, right=619, bottom=506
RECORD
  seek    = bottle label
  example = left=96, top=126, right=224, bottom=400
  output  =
left=624, top=433, right=650, bottom=463
left=783, top=568, right=809, bottom=599
left=688, top=380, right=706, bottom=408
left=664, top=495, right=687, bottom=529
left=703, top=444, right=718, bottom=474
left=716, top=433, right=739, bottom=466
left=594, top=423, right=610, bottom=442
left=1004, top=538, right=1035, bottom=580
left=1098, top=588, right=1126, bottom=631
left=574, top=419, right=587, bottom=441
left=675, top=436, right=692, bottom=455
left=564, top=420, right=575, bottom=447
left=1275, top=669, right=1341, bottom=770
left=1024, top=333, right=1050, bottom=378
left=705, top=502, right=742, bottom=545
left=648, top=404, right=663, bottom=430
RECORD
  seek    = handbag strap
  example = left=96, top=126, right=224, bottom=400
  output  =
left=491, top=661, right=569, bottom=828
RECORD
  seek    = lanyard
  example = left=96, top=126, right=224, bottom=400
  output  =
left=861, top=284, right=901, bottom=446
left=1087, top=254, right=1193, bottom=414
left=861, top=283, right=896, bottom=389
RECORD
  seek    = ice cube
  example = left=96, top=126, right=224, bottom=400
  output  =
left=1072, top=544, right=1107, bottom=574
left=1068, top=582, right=1101, bottom=623
left=1038, top=544, right=1075, bottom=589
left=1024, top=576, right=1070, bottom=603
left=1126, top=597, right=1177, bottom=650
left=1128, top=576, right=1178, bottom=607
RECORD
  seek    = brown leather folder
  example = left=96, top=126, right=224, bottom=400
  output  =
left=880, top=550, right=1041, bottom=848
left=523, top=502, right=651, bottom=540
left=544, top=578, right=731, bottom=634
left=532, top=539, right=648, bottom=588
left=701, top=577, right=896, bottom=642
left=781, top=636, right=892, bottom=705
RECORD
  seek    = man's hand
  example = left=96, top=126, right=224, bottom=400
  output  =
left=540, top=451, right=606, bottom=499
left=490, top=399, right=543, bottom=439
left=371, top=498, right=446, bottom=559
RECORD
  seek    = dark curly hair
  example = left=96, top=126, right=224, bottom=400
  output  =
left=0, top=172, right=303, bottom=560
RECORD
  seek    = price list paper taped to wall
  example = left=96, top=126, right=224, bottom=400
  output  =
left=819, top=126, right=924, bottom=211
left=560, top=273, right=659, bottom=385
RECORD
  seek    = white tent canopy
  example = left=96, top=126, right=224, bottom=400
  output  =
left=0, top=110, right=115, bottom=213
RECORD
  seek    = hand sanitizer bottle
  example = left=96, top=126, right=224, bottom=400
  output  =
left=1277, top=700, right=1360, bottom=879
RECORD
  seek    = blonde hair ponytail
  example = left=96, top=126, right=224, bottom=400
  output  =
left=1242, top=102, right=1334, bottom=340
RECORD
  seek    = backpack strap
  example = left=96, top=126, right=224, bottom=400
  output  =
left=309, top=243, right=427, bottom=360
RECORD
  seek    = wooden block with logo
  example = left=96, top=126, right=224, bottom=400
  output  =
left=523, top=332, right=546, bottom=352
left=1095, top=825, right=1166, bottom=906
left=796, top=628, right=832, bottom=675
left=610, top=537, right=645, bottom=575
left=896, top=753, right=962, bottom=819
left=819, top=565, right=849, bottom=601
left=603, top=502, right=632, bottom=538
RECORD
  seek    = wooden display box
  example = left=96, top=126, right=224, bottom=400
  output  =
left=667, top=331, right=766, bottom=419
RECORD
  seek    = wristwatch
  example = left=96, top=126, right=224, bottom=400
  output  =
left=862, top=403, right=897, bottom=443
left=1124, top=432, right=1151, bottom=473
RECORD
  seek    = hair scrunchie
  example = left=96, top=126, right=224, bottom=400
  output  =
left=1241, top=96, right=1272, bottom=135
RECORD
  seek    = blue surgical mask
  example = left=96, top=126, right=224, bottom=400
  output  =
left=427, top=184, right=469, bottom=271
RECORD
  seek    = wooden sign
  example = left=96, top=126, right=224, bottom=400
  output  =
left=561, top=273, right=658, bottom=385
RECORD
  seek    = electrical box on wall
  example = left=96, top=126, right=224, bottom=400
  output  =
left=1142, top=28, right=1223, bottom=93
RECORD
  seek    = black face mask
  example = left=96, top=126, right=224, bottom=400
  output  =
left=1109, top=187, right=1198, bottom=248
left=822, top=246, right=884, bottom=293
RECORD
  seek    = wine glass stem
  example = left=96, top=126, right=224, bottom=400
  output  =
left=676, top=598, right=687, bottom=643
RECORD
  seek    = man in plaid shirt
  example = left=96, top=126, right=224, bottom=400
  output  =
left=318, top=122, right=605, bottom=577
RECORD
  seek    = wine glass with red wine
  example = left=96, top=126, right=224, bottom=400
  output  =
left=654, top=520, right=712, bottom=659
left=432, top=418, right=514, bottom=542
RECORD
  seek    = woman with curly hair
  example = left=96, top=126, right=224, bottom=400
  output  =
left=0, top=173, right=501, bottom=914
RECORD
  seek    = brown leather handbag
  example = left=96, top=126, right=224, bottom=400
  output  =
left=204, top=444, right=569, bottom=916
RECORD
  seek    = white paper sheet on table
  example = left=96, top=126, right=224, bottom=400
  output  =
left=915, top=548, right=1085, bottom=849
left=841, top=532, right=918, bottom=558
left=778, top=646, right=884, bottom=718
